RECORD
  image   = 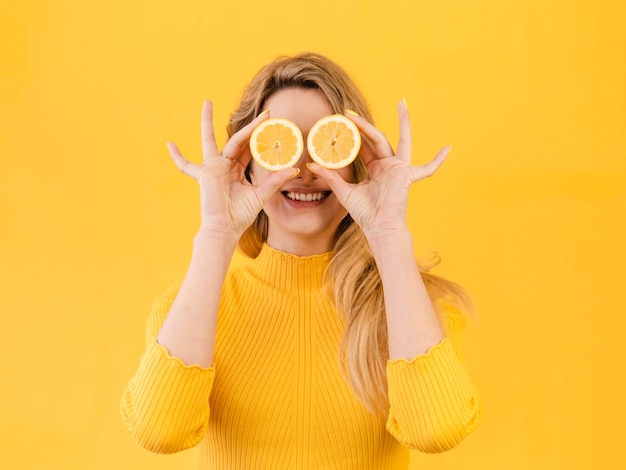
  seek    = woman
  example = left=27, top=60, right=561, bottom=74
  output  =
left=121, top=53, right=481, bottom=469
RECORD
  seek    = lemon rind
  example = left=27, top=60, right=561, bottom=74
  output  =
left=306, top=114, right=361, bottom=170
left=249, top=118, right=304, bottom=171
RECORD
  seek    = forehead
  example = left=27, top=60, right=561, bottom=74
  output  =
left=264, top=88, right=333, bottom=132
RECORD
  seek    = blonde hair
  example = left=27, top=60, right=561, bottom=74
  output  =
left=228, top=53, right=472, bottom=414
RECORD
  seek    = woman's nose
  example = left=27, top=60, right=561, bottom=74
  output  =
left=292, top=149, right=316, bottom=180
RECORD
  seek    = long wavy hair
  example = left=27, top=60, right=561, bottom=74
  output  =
left=228, top=53, right=472, bottom=414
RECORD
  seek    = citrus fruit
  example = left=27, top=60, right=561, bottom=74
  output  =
left=249, top=118, right=304, bottom=170
left=307, top=114, right=361, bottom=169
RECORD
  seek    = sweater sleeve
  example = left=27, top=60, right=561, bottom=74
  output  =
left=120, top=283, right=216, bottom=454
left=385, top=300, right=482, bottom=453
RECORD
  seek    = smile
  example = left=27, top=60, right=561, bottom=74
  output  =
left=283, top=191, right=330, bottom=202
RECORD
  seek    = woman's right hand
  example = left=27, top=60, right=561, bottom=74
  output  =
left=167, top=100, right=298, bottom=242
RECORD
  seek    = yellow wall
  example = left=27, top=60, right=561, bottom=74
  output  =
left=1, top=0, right=624, bottom=468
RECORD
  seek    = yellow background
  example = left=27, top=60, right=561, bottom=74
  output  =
left=1, top=0, right=625, bottom=468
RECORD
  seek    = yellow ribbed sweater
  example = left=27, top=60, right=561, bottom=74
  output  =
left=121, top=244, right=481, bottom=469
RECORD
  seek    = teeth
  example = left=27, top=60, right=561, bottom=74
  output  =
left=286, top=192, right=326, bottom=202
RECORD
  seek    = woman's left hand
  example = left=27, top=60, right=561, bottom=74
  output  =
left=308, top=101, right=449, bottom=242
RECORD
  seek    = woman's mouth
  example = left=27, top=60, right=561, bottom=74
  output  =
left=282, top=191, right=331, bottom=202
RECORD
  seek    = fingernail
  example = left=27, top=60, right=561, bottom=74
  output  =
left=344, top=109, right=359, bottom=117
left=401, top=97, right=409, bottom=110
left=257, top=109, right=270, bottom=118
left=306, top=163, right=316, bottom=173
left=289, top=168, right=300, bottom=179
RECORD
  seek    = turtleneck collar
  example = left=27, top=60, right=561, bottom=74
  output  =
left=249, top=243, right=333, bottom=291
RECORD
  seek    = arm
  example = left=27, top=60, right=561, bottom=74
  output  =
left=121, top=283, right=215, bottom=454
left=156, top=229, right=237, bottom=367
left=309, top=101, right=450, bottom=359
left=367, top=229, right=444, bottom=359
left=309, top=100, right=481, bottom=451
left=368, top=226, right=481, bottom=453
left=385, top=298, right=481, bottom=453
left=121, top=101, right=297, bottom=453
left=158, top=101, right=296, bottom=367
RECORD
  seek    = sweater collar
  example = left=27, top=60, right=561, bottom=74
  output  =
left=250, top=244, right=333, bottom=291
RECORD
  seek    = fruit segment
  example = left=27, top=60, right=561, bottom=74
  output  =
left=307, top=114, right=361, bottom=169
left=249, top=118, right=304, bottom=170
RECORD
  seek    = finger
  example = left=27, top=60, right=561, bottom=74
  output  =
left=354, top=133, right=378, bottom=167
left=306, top=163, right=354, bottom=206
left=221, top=109, right=271, bottom=165
left=396, top=99, right=412, bottom=164
left=254, top=166, right=300, bottom=202
left=167, top=142, right=200, bottom=179
left=201, top=100, right=219, bottom=163
left=410, top=146, right=450, bottom=184
left=344, top=112, right=394, bottom=165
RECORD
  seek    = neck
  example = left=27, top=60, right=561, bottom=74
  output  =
left=266, top=231, right=336, bottom=256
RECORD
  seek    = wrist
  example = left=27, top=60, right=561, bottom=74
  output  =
left=365, top=228, right=414, bottom=268
left=194, top=226, right=240, bottom=252
left=364, top=225, right=412, bottom=250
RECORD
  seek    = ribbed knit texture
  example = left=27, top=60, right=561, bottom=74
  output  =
left=121, top=244, right=481, bottom=469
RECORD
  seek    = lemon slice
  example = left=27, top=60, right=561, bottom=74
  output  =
left=249, top=118, right=304, bottom=170
left=307, top=114, right=361, bottom=169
